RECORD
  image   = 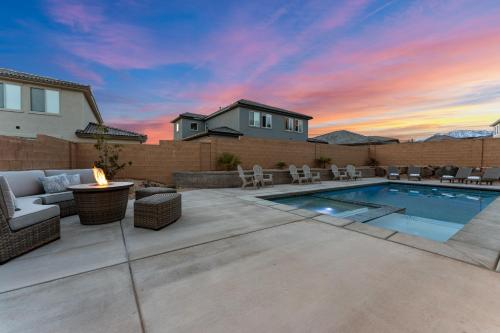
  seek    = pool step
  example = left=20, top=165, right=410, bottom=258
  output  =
left=366, top=213, right=464, bottom=242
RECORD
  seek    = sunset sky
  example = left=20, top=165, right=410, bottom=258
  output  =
left=1, top=0, right=500, bottom=143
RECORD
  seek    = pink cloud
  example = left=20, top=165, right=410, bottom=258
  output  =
left=47, top=1, right=104, bottom=32
left=58, top=60, right=104, bottom=85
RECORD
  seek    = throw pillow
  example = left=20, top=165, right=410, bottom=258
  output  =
left=65, top=174, right=81, bottom=186
left=39, top=174, right=70, bottom=193
left=0, top=176, right=16, bottom=219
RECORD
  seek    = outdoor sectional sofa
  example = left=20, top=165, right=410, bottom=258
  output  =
left=0, top=169, right=94, bottom=264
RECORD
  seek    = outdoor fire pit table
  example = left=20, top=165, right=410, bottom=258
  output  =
left=68, top=182, right=133, bottom=225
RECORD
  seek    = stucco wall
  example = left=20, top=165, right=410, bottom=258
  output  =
left=0, top=78, right=98, bottom=141
left=237, top=107, right=308, bottom=141
left=206, top=107, right=239, bottom=131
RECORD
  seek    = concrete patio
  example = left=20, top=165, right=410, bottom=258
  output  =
left=1, top=179, right=500, bottom=332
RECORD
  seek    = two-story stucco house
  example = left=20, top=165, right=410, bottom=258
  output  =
left=0, top=68, right=146, bottom=143
left=492, top=119, right=500, bottom=138
left=171, top=99, right=313, bottom=141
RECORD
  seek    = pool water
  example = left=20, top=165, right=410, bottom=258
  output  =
left=270, top=184, right=499, bottom=242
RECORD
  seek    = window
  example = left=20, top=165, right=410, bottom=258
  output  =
left=175, top=123, right=180, bottom=132
left=0, top=83, right=21, bottom=110
left=30, top=88, right=59, bottom=114
left=284, top=117, right=293, bottom=131
left=249, top=111, right=260, bottom=127
left=190, top=122, right=199, bottom=131
left=262, top=113, right=272, bottom=128
left=294, top=119, right=304, bottom=133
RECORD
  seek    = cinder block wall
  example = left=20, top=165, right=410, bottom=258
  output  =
left=369, top=138, right=500, bottom=167
left=1, top=135, right=499, bottom=185
left=0, top=135, right=75, bottom=170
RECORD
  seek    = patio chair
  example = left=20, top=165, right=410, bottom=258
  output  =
left=331, top=164, right=348, bottom=181
left=387, top=166, right=400, bottom=180
left=237, top=165, right=257, bottom=189
left=346, top=164, right=362, bottom=180
left=302, top=165, right=321, bottom=183
left=289, top=165, right=308, bottom=184
left=407, top=166, right=421, bottom=181
left=0, top=176, right=60, bottom=264
left=253, top=165, right=273, bottom=187
left=466, top=167, right=500, bottom=185
left=440, top=167, right=472, bottom=183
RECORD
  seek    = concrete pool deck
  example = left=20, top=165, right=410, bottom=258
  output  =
left=1, top=178, right=499, bottom=332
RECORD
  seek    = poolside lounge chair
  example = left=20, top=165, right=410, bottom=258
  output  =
left=466, top=167, right=500, bottom=185
left=289, top=165, right=309, bottom=184
left=237, top=165, right=257, bottom=189
left=440, top=167, right=472, bottom=183
left=407, top=166, right=421, bottom=181
left=253, top=165, right=273, bottom=187
left=331, top=164, right=348, bottom=181
left=387, top=166, right=400, bottom=180
left=346, top=165, right=362, bottom=180
left=302, top=165, right=321, bottom=183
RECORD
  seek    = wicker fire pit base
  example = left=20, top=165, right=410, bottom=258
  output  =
left=69, top=182, right=133, bottom=225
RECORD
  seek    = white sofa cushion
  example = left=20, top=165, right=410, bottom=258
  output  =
left=0, top=170, right=45, bottom=197
left=9, top=199, right=59, bottom=231
left=39, top=191, right=74, bottom=204
left=0, top=176, right=16, bottom=219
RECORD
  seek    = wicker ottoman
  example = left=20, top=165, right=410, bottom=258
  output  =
left=134, top=193, right=182, bottom=230
left=135, top=187, right=177, bottom=200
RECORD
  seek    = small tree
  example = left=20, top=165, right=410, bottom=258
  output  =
left=275, top=161, right=286, bottom=169
left=365, top=157, right=379, bottom=167
left=314, top=156, right=332, bottom=168
left=216, top=152, right=241, bottom=171
left=94, top=125, right=132, bottom=180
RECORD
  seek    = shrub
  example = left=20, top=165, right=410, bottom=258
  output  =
left=314, top=156, right=331, bottom=168
left=217, top=152, right=241, bottom=171
left=275, top=161, right=286, bottom=169
left=94, top=125, right=132, bottom=180
left=365, top=157, right=379, bottom=166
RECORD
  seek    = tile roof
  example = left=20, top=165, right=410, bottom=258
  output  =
left=171, top=99, right=313, bottom=123
left=207, top=99, right=313, bottom=120
left=76, top=122, right=147, bottom=143
left=183, top=126, right=243, bottom=141
left=0, top=68, right=103, bottom=123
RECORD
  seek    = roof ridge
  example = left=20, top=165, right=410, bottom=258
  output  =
left=88, top=122, right=145, bottom=137
left=0, top=68, right=90, bottom=88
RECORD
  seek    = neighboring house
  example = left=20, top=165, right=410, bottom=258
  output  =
left=313, top=130, right=399, bottom=146
left=171, top=99, right=312, bottom=141
left=0, top=68, right=146, bottom=143
left=492, top=119, right=500, bottom=138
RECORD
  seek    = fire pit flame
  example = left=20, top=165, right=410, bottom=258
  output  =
left=92, top=166, right=109, bottom=186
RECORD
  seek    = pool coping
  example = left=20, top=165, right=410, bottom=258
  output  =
left=254, top=180, right=500, bottom=272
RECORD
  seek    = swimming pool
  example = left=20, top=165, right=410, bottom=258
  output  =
left=270, top=183, right=499, bottom=242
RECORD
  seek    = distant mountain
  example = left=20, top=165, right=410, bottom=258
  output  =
left=423, top=130, right=492, bottom=142
left=313, top=130, right=399, bottom=145
left=446, top=130, right=493, bottom=138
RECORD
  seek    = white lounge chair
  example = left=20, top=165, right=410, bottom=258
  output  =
left=302, top=165, right=321, bottom=183
left=253, top=165, right=273, bottom=187
left=408, top=166, right=421, bottom=181
left=346, top=165, right=362, bottom=180
left=331, top=164, right=348, bottom=181
left=440, top=167, right=472, bottom=183
left=387, top=166, right=400, bottom=180
left=289, top=165, right=309, bottom=184
left=466, top=167, right=500, bottom=185
left=237, top=165, right=257, bottom=189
